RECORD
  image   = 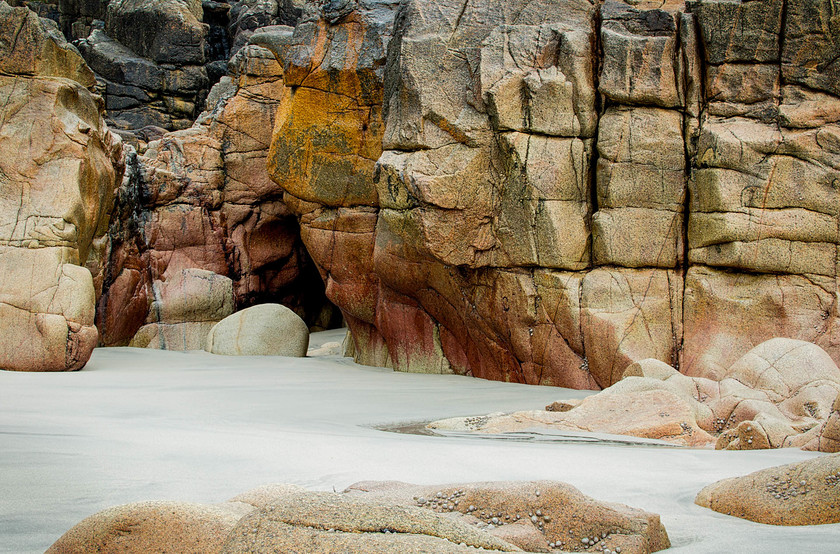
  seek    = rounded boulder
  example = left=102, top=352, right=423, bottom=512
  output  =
left=205, top=304, right=309, bottom=357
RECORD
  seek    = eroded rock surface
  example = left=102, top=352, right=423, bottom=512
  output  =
left=263, top=0, right=840, bottom=389
left=695, top=453, right=840, bottom=526
left=48, top=481, right=671, bottom=553
left=0, top=1, right=123, bottom=371
left=97, top=32, right=338, bottom=349
left=431, top=339, right=840, bottom=451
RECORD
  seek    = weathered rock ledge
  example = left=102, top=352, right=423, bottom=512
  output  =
left=429, top=338, right=840, bottom=452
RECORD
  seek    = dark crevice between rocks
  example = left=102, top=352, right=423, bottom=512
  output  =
left=203, top=0, right=233, bottom=91
left=677, top=12, right=696, bottom=373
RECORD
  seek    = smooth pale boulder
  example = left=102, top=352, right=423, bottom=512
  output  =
left=45, top=501, right=253, bottom=554
left=725, top=338, right=840, bottom=401
left=205, top=303, right=309, bottom=356
left=695, top=454, right=840, bottom=526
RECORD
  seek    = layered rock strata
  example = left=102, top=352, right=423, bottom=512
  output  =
left=265, top=0, right=840, bottom=388
left=96, top=31, right=338, bottom=348
left=0, top=1, right=123, bottom=371
left=75, top=0, right=212, bottom=131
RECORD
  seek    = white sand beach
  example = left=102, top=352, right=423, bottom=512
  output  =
left=1, top=330, right=837, bottom=552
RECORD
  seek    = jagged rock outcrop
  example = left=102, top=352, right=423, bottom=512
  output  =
left=76, top=0, right=212, bottom=131
left=48, top=481, right=671, bottom=553
left=0, top=1, right=123, bottom=371
left=7, top=0, right=107, bottom=40
left=227, top=0, right=303, bottom=55
left=96, top=30, right=339, bottom=349
left=430, top=339, right=840, bottom=451
left=263, top=0, right=840, bottom=389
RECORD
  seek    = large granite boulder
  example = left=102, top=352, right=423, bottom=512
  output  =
left=48, top=481, right=670, bottom=553
left=0, top=1, right=123, bottom=372
left=695, top=453, right=840, bottom=525
left=129, top=268, right=234, bottom=350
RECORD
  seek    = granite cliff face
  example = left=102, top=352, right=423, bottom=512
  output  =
left=0, top=0, right=838, bottom=381
left=265, top=0, right=840, bottom=388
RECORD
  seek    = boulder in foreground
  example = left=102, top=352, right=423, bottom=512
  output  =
left=205, top=303, right=309, bottom=356
left=48, top=480, right=670, bottom=553
left=695, top=453, right=840, bottom=526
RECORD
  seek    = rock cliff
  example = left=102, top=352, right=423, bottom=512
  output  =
left=264, top=0, right=840, bottom=388
left=96, top=31, right=340, bottom=348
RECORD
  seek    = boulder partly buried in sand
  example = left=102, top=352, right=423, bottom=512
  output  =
left=205, top=303, right=309, bottom=356
left=431, top=388, right=715, bottom=448
left=695, top=453, right=840, bottom=526
left=45, top=501, right=253, bottom=554
left=49, top=481, right=670, bottom=553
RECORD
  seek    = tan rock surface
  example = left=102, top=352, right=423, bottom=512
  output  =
left=695, top=453, right=840, bottom=526
left=0, top=6, right=123, bottom=371
left=45, top=501, right=253, bottom=554
left=344, top=480, right=671, bottom=554
left=430, top=339, right=840, bottom=451
left=261, top=0, right=840, bottom=387
left=805, top=393, right=840, bottom=453
left=0, top=1, right=95, bottom=87
left=431, top=389, right=714, bottom=447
